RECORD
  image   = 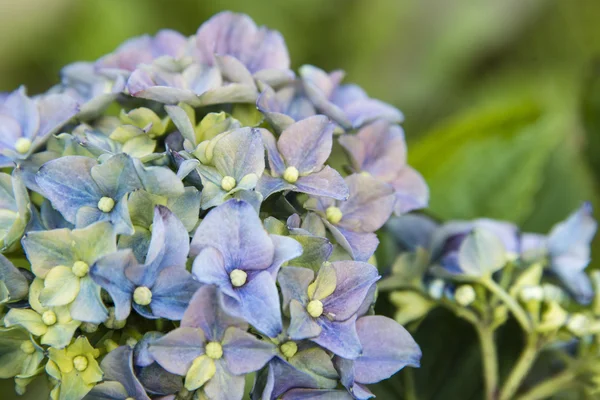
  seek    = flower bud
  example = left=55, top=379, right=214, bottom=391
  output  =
left=14, top=138, right=32, bottom=154
left=205, top=342, right=223, bottom=359
left=229, top=269, right=247, bottom=287
left=538, top=301, right=568, bottom=333
left=567, top=313, right=589, bottom=336
left=280, top=341, right=298, bottom=359
left=42, top=310, right=57, bottom=326
left=519, top=285, right=544, bottom=302
left=97, top=197, right=115, bottom=213
left=455, top=285, right=476, bottom=307
left=20, top=341, right=35, bottom=354
left=220, top=176, right=236, bottom=192
left=283, top=166, right=299, bottom=183
left=72, top=261, right=89, bottom=278
left=133, top=286, right=152, bottom=306
left=73, top=355, right=88, bottom=372
left=307, top=300, right=324, bottom=318
left=428, top=279, right=445, bottom=300
left=325, top=206, right=343, bottom=224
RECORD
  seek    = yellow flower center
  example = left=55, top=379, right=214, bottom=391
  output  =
left=42, top=310, right=57, bottom=326
left=205, top=341, right=223, bottom=359
left=133, top=286, right=152, bottom=306
left=72, top=261, right=89, bottom=277
left=221, top=176, right=236, bottom=192
left=325, top=206, right=343, bottom=224
left=283, top=166, right=299, bottom=183
left=73, top=355, right=88, bottom=372
left=229, top=269, right=247, bottom=287
left=97, top=197, right=115, bottom=213
left=15, top=138, right=32, bottom=154
left=20, top=341, right=35, bottom=354
left=280, top=341, right=298, bottom=359
left=307, top=300, right=324, bottom=318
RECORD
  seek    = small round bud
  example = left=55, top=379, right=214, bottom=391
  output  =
left=325, top=206, right=343, bottom=224
left=15, top=138, right=32, bottom=154
left=104, top=307, right=127, bottom=330
left=125, top=337, right=138, bottom=348
left=97, top=197, right=115, bottom=213
left=133, top=286, right=152, bottom=306
left=519, top=286, right=544, bottom=303
left=80, top=322, right=99, bottom=333
left=359, top=171, right=371, bottom=177
left=455, top=285, right=476, bottom=307
left=205, top=341, right=223, bottom=359
left=73, top=355, right=88, bottom=372
left=283, top=166, right=299, bottom=183
left=307, top=300, right=324, bottom=318
left=42, top=310, right=57, bottom=326
left=20, top=341, right=35, bottom=354
left=221, top=176, right=236, bottom=192
left=428, top=279, right=445, bottom=300
left=280, top=341, right=298, bottom=359
left=567, top=313, right=589, bottom=336
left=72, top=261, right=89, bottom=277
left=229, top=269, right=247, bottom=287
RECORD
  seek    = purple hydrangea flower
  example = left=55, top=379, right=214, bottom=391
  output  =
left=192, top=11, right=292, bottom=86
left=430, top=219, right=517, bottom=276
left=300, top=65, right=403, bottom=130
left=305, top=174, right=395, bottom=261
left=149, top=285, right=276, bottom=398
left=253, top=344, right=338, bottom=400
left=334, top=316, right=421, bottom=399
left=521, top=203, right=597, bottom=304
left=192, top=127, right=266, bottom=209
left=279, top=389, right=353, bottom=399
left=191, top=199, right=302, bottom=337
left=256, top=83, right=316, bottom=133
left=257, top=115, right=348, bottom=201
left=339, top=120, right=428, bottom=214
left=277, top=261, right=380, bottom=359
left=86, top=345, right=150, bottom=400
left=53, top=62, right=125, bottom=120
left=0, top=86, right=78, bottom=167
left=96, top=29, right=189, bottom=76
left=90, top=206, right=200, bottom=320
left=36, top=153, right=184, bottom=235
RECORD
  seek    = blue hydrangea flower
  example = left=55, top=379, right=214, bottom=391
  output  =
left=96, top=29, right=189, bottom=76
left=339, top=120, right=429, bottom=214
left=149, top=285, right=276, bottom=398
left=430, top=219, right=516, bottom=276
left=252, top=336, right=338, bottom=400
left=299, top=65, right=403, bottom=130
left=521, top=203, right=597, bottom=304
left=305, top=174, right=395, bottom=261
left=257, top=115, right=348, bottom=201
left=86, top=345, right=150, bottom=400
left=0, top=86, right=78, bottom=167
left=22, top=221, right=117, bottom=323
left=36, top=153, right=184, bottom=235
left=334, top=316, right=421, bottom=399
left=52, top=62, right=125, bottom=120
left=256, top=83, right=316, bottom=133
left=191, top=199, right=302, bottom=337
left=192, top=127, right=266, bottom=209
left=278, top=388, right=353, bottom=399
left=277, top=261, right=380, bottom=359
left=90, top=206, right=200, bottom=320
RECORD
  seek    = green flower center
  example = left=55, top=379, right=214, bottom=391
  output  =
left=133, top=286, right=152, bottom=306
left=73, top=355, right=88, bottom=372
left=42, top=310, right=57, bottom=326
left=15, top=138, right=32, bottom=154
left=205, top=341, right=223, bottom=359
left=455, top=285, right=476, bottom=307
left=280, top=341, right=298, bottom=359
left=97, top=197, right=115, bottom=213
left=325, top=206, right=343, bottom=224
left=72, top=261, right=89, bottom=277
left=306, top=300, right=324, bottom=318
left=221, top=176, right=236, bottom=192
left=283, top=166, right=299, bottom=183
left=229, top=269, right=247, bottom=287
left=20, top=341, right=35, bottom=354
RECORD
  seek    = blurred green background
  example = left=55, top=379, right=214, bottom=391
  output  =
left=2, top=0, right=600, bottom=398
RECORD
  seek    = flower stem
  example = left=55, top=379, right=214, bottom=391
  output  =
left=499, top=336, right=540, bottom=400
left=515, top=370, right=577, bottom=400
left=481, top=278, right=532, bottom=333
left=475, top=324, right=499, bottom=400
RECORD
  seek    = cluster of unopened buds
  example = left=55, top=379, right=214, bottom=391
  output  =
left=0, top=11, right=429, bottom=400
left=383, top=203, right=600, bottom=399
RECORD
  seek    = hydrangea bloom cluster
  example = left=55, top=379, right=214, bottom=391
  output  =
left=0, top=12, right=426, bottom=400
left=382, top=204, right=600, bottom=400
